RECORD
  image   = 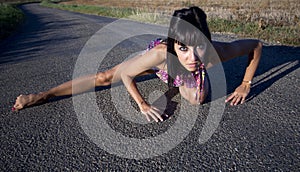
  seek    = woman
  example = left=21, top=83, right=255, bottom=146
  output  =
left=13, top=7, right=262, bottom=122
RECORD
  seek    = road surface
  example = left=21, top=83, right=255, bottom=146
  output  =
left=0, top=3, right=299, bottom=171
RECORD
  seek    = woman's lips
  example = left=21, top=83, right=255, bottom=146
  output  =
left=186, top=63, right=198, bottom=68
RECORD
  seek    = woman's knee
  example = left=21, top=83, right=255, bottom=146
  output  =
left=95, top=71, right=113, bottom=86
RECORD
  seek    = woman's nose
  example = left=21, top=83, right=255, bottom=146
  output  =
left=189, top=50, right=198, bottom=61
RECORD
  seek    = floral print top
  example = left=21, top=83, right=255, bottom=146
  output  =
left=147, top=38, right=206, bottom=95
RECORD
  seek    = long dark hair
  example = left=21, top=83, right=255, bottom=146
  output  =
left=166, top=6, right=211, bottom=87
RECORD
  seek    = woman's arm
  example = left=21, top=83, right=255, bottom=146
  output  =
left=214, top=39, right=263, bottom=105
left=120, top=44, right=167, bottom=122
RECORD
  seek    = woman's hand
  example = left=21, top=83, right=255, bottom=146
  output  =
left=225, top=83, right=251, bottom=106
left=215, top=40, right=262, bottom=106
left=139, top=101, right=164, bottom=122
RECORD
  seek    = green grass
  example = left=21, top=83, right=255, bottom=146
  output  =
left=41, top=1, right=137, bottom=18
left=0, top=3, right=25, bottom=39
left=208, top=18, right=299, bottom=45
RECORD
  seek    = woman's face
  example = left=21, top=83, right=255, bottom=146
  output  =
left=174, top=42, right=206, bottom=71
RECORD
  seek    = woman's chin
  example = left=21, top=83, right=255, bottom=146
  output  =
left=185, top=67, right=197, bottom=72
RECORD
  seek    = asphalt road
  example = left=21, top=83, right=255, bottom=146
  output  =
left=0, top=3, right=299, bottom=171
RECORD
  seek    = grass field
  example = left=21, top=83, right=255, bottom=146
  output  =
left=1, top=0, right=299, bottom=45
left=56, top=0, right=300, bottom=46
left=62, top=0, right=299, bottom=26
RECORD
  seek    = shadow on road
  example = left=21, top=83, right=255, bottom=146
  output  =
left=0, top=7, right=79, bottom=64
left=0, top=3, right=113, bottom=65
left=223, top=45, right=299, bottom=101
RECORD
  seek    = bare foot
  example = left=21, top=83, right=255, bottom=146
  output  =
left=13, top=93, right=47, bottom=111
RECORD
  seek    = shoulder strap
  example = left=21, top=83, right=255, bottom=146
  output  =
left=147, top=38, right=164, bottom=51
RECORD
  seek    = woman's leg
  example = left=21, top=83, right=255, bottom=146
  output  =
left=13, top=65, right=156, bottom=110
left=13, top=65, right=121, bottom=110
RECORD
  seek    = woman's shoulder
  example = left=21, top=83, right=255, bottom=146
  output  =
left=151, top=43, right=167, bottom=59
left=211, top=41, right=235, bottom=61
left=211, top=41, right=228, bottom=51
left=145, top=43, right=167, bottom=70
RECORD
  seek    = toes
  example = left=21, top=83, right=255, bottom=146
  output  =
left=14, top=95, right=24, bottom=110
left=12, top=105, right=18, bottom=111
left=13, top=103, right=20, bottom=109
left=15, top=104, right=23, bottom=110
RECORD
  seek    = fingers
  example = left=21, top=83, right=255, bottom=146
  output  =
left=141, top=106, right=164, bottom=122
left=226, top=84, right=251, bottom=106
left=226, top=93, right=246, bottom=106
left=148, top=108, right=163, bottom=122
left=225, top=94, right=235, bottom=103
left=150, top=107, right=164, bottom=122
left=148, top=112, right=159, bottom=122
left=145, top=114, right=151, bottom=122
left=232, top=96, right=242, bottom=106
left=241, top=97, right=246, bottom=104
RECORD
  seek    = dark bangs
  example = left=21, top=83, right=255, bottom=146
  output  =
left=173, top=22, right=206, bottom=47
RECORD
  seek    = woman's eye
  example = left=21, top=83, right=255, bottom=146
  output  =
left=179, top=46, right=188, bottom=51
left=196, top=44, right=206, bottom=50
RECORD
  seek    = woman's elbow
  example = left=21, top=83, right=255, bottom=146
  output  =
left=255, top=40, right=263, bottom=51
left=253, top=40, right=263, bottom=59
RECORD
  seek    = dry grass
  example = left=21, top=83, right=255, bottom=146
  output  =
left=58, top=0, right=299, bottom=45
left=3, top=0, right=297, bottom=45
left=62, top=0, right=299, bottom=27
